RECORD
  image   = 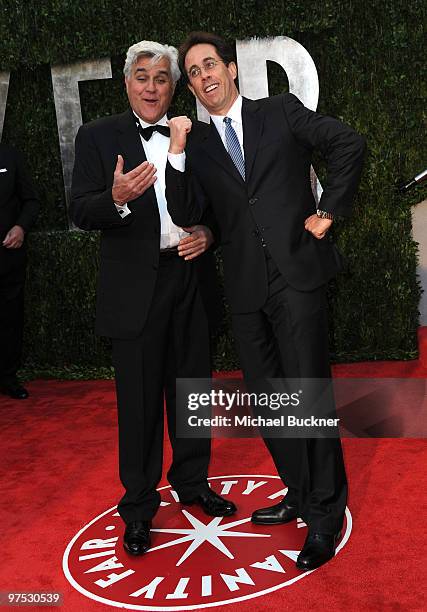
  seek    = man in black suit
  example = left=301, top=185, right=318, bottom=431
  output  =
left=166, top=31, right=366, bottom=570
left=0, top=144, right=39, bottom=399
left=71, top=40, right=235, bottom=557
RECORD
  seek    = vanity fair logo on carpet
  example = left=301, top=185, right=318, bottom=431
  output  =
left=63, top=475, right=352, bottom=610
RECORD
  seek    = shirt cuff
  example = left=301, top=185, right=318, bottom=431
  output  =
left=115, top=202, right=131, bottom=218
left=168, top=152, right=186, bottom=172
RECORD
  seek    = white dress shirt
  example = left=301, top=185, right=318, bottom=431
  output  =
left=210, top=95, right=244, bottom=155
left=115, top=112, right=189, bottom=249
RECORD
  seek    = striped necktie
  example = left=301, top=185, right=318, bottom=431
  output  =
left=224, top=116, right=245, bottom=180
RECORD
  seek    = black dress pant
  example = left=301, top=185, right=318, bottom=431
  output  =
left=112, top=253, right=211, bottom=524
left=232, top=253, right=347, bottom=534
left=0, top=253, right=26, bottom=385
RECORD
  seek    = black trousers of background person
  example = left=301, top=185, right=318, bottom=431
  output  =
left=232, top=252, right=348, bottom=535
left=112, top=252, right=211, bottom=524
left=0, top=252, right=26, bottom=386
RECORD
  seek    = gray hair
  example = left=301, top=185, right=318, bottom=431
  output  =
left=123, top=40, right=180, bottom=83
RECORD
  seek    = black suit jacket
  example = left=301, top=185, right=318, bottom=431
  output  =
left=70, top=109, right=220, bottom=339
left=166, top=93, right=366, bottom=314
left=0, top=143, right=39, bottom=272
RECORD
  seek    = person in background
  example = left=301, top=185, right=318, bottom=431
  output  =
left=0, top=143, right=39, bottom=399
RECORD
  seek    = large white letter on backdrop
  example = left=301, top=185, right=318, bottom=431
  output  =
left=51, top=59, right=112, bottom=217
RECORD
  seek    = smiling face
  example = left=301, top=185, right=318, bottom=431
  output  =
left=125, top=54, right=175, bottom=124
left=185, top=43, right=238, bottom=116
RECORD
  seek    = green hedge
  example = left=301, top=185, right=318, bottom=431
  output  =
left=24, top=231, right=110, bottom=368
left=1, top=0, right=425, bottom=373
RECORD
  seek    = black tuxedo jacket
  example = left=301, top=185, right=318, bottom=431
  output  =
left=166, top=93, right=366, bottom=314
left=0, top=143, right=39, bottom=272
left=70, top=109, right=220, bottom=339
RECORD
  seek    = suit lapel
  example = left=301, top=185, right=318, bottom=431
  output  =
left=242, top=97, right=264, bottom=183
left=116, top=109, right=147, bottom=170
left=116, top=109, right=157, bottom=209
left=199, top=120, right=244, bottom=186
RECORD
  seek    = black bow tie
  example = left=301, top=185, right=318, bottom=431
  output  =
left=137, top=123, right=170, bottom=141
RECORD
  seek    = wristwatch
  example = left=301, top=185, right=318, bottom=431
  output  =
left=316, top=209, right=334, bottom=220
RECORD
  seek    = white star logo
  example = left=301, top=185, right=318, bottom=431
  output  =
left=148, top=510, right=271, bottom=566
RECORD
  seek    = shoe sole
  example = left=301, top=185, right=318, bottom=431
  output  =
left=123, top=543, right=150, bottom=556
left=295, top=555, right=334, bottom=571
left=210, top=508, right=237, bottom=517
left=251, top=515, right=298, bottom=525
left=182, top=502, right=237, bottom=517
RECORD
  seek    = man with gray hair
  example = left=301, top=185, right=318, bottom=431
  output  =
left=71, top=40, right=236, bottom=556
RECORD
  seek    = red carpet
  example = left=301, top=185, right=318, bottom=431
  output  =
left=1, top=355, right=426, bottom=610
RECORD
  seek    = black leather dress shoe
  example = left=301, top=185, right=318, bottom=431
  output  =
left=0, top=383, right=29, bottom=399
left=296, top=531, right=341, bottom=570
left=251, top=500, right=298, bottom=524
left=183, top=489, right=237, bottom=517
left=123, top=520, right=151, bottom=555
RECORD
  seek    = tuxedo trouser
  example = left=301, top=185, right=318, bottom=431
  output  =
left=0, top=256, right=26, bottom=385
left=112, top=253, right=211, bottom=523
left=231, top=254, right=347, bottom=534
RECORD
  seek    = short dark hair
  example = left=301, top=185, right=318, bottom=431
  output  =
left=178, top=31, right=236, bottom=81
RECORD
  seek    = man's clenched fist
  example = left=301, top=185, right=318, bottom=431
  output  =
left=112, top=155, right=157, bottom=205
left=168, top=116, right=192, bottom=154
left=304, top=214, right=333, bottom=239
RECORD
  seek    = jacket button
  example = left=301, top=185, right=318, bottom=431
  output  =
left=249, top=197, right=258, bottom=206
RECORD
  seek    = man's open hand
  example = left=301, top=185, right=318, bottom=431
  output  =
left=304, top=214, right=333, bottom=239
left=2, top=225, right=24, bottom=248
left=112, top=155, right=157, bottom=205
left=178, top=225, right=214, bottom=260
left=168, top=116, right=192, bottom=154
